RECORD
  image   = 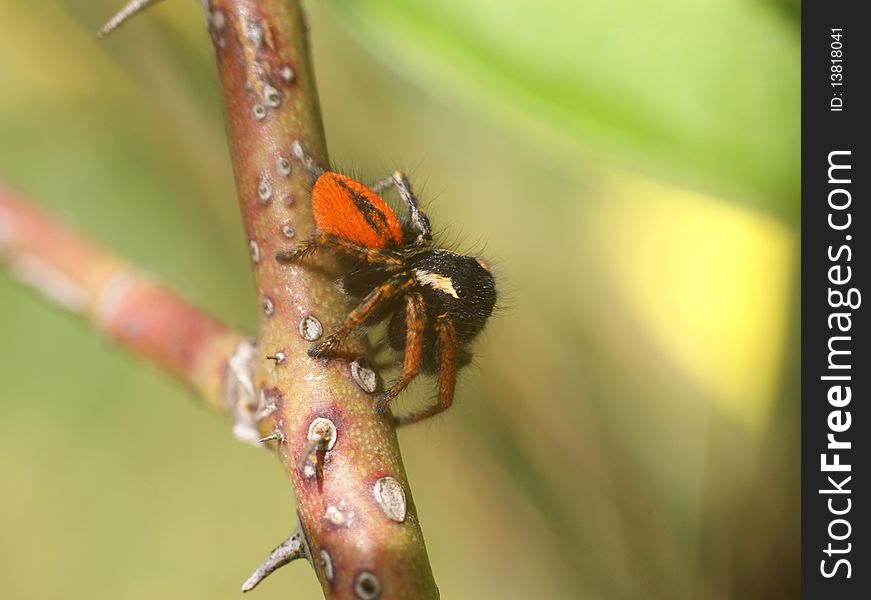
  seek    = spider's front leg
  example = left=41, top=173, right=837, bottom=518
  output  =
left=371, top=171, right=432, bottom=246
left=397, top=314, right=459, bottom=426
left=373, top=293, right=426, bottom=415
left=275, top=233, right=330, bottom=264
left=275, top=233, right=403, bottom=266
left=309, top=275, right=416, bottom=359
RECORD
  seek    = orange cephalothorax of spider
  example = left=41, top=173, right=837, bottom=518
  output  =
left=277, top=157, right=496, bottom=426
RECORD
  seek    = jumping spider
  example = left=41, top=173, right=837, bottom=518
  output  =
left=277, top=151, right=496, bottom=425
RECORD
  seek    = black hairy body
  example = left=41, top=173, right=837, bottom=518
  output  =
left=277, top=166, right=496, bottom=425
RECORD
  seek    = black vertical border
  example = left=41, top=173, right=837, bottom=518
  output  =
left=802, top=2, right=869, bottom=598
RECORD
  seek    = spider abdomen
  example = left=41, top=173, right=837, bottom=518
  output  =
left=407, top=250, right=497, bottom=341
left=381, top=249, right=496, bottom=373
left=312, top=172, right=403, bottom=250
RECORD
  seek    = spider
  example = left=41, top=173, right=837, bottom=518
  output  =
left=276, top=153, right=496, bottom=425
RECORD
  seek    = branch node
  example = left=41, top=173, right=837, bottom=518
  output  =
left=225, top=338, right=261, bottom=446
left=298, top=417, right=336, bottom=480
left=307, top=417, right=337, bottom=451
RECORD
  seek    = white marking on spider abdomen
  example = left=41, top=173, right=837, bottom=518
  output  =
left=413, top=269, right=459, bottom=298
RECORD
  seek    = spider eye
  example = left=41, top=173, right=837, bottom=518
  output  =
left=456, top=287, right=467, bottom=299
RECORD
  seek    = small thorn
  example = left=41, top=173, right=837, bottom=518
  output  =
left=297, top=418, right=336, bottom=483
left=297, top=435, right=326, bottom=475
left=266, top=352, right=286, bottom=365
left=241, top=528, right=308, bottom=592
left=98, top=0, right=165, bottom=39
left=258, top=429, right=284, bottom=445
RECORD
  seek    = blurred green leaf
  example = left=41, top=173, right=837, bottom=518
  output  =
left=328, top=0, right=799, bottom=220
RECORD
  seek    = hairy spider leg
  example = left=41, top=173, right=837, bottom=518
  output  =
left=397, top=314, right=459, bottom=426
left=275, top=232, right=403, bottom=266
left=373, top=293, right=426, bottom=415
left=371, top=171, right=432, bottom=246
left=309, top=275, right=417, bottom=358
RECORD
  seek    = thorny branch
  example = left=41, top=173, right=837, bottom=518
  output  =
left=199, top=0, right=438, bottom=596
left=0, top=184, right=249, bottom=417
left=2, top=0, right=441, bottom=598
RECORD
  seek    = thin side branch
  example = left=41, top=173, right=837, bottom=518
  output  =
left=0, top=184, right=248, bottom=418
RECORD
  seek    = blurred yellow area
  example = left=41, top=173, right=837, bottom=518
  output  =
left=592, top=175, right=794, bottom=432
left=0, top=2, right=150, bottom=107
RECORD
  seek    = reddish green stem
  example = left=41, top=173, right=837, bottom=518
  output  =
left=202, top=0, right=438, bottom=598
left=0, top=183, right=247, bottom=416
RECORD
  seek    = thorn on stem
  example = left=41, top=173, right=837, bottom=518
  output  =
left=299, top=417, right=337, bottom=481
left=266, top=352, right=286, bottom=365
left=258, top=429, right=285, bottom=445
left=298, top=436, right=326, bottom=478
left=307, top=417, right=337, bottom=451
left=241, top=527, right=308, bottom=593
left=97, top=0, right=164, bottom=39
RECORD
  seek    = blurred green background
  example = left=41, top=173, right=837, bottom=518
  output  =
left=0, top=1, right=798, bottom=599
